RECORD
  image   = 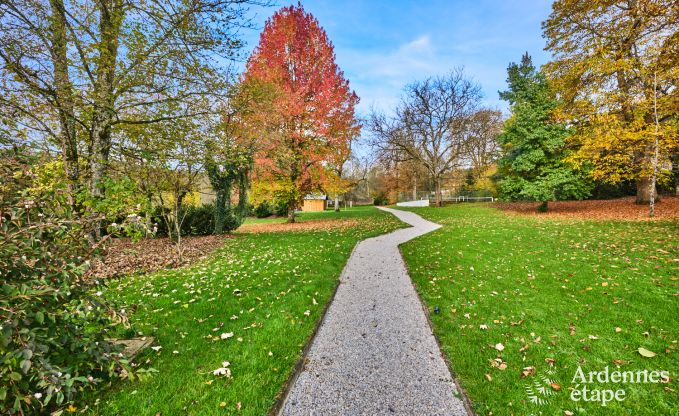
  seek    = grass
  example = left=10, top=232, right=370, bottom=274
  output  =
left=398, top=204, right=678, bottom=416
left=86, top=206, right=402, bottom=415
left=241, top=207, right=369, bottom=225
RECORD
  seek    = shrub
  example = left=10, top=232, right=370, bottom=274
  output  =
left=0, top=152, right=128, bottom=414
left=253, top=202, right=272, bottom=218
left=183, top=204, right=215, bottom=235
left=152, top=204, right=216, bottom=236
left=252, top=200, right=287, bottom=218
left=373, top=192, right=389, bottom=206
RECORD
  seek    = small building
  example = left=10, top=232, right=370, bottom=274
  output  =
left=302, top=194, right=327, bottom=212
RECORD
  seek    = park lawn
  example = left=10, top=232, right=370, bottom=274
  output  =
left=242, top=206, right=372, bottom=225
left=86, top=206, right=402, bottom=415
left=398, top=204, right=678, bottom=416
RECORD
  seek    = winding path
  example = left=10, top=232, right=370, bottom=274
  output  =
left=280, top=207, right=469, bottom=415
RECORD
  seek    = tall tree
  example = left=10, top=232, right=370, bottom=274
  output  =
left=463, top=108, right=503, bottom=183
left=369, top=69, right=483, bottom=206
left=242, top=3, right=359, bottom=222
left=325, top=128, right=358, bottom=212
left=0, top=0, right=261, bottom=229
left=543, top=0, right=679, bottom=203
left=497, top=53, right=592, bottom=211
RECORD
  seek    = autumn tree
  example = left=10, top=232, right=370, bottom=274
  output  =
left=543, top=0, right=679, bottom=204
left=463, top=108, right=503, bottom=185
left=242, top=4, right=359, bottom=222
left=325, top=129, right=359, bottom=212
left=0, top=0, right=262, bottom=234
left=497, top=54, right=592, bottom=211
left=369, top=69, right=484, bottom=206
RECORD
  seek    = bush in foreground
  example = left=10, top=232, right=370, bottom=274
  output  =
left=0, top=153, right=128, bottom=414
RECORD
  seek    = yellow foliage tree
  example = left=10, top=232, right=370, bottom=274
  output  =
left=543, top=0, right=679, bottom=203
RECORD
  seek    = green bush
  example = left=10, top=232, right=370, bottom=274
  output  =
left=183, top=204, right=215, bottom=235
left=0, top=153, right=128, bottom=414
left=253, top=202, right=272, bottom=218
left=253, top=200, right=287, bottom=218
left=152, top=204, right=216, bottom=237
left=373, top=192, right=389, bottom=206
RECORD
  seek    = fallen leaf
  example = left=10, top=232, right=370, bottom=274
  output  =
left=638, top=347, right=656, bottom=358
left=495, top=343, right=505, bottom=351
left=520, top=366, right=536, bottom=378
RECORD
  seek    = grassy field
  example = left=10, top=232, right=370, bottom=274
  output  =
left=241, top=207, right=365, bottom=225
left=86, top=206, right=402, bottom=415
left=398, top=204, right=678, bottom=416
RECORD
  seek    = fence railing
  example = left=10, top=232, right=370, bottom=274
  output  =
left=446, top=196, right=495, bottom=203
left=398, top=191, right=496, bottom=204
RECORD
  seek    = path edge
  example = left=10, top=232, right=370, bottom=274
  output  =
left=267, top=268, right=343, bottom=416
left=391, top=207, right=477, bottom=416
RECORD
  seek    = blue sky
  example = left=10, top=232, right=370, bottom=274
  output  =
left=240, top=0, right=554, bottom=115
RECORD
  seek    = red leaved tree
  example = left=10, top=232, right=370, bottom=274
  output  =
left=243, top=3, right=359, bottom=222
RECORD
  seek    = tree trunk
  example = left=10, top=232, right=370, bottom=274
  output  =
left=213, top=186, right=230, bottom=234
left=435, top=177, right=442, bottom=207
left=89, top=0, right=124, bottom=239
left=287, top=201, right=296, bottom=223
left=49, top=0, right=79, bottom=206
left=413, top=177, right=417, bottom=201
left=636, top=176, right=658, bottom=204
left=334, top=195, right=340, bottom=212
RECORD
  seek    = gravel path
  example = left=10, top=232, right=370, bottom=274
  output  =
left=280, top=207, right=469, bottom=416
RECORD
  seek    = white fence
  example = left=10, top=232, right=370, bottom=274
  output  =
left=396, top=199, right=430, bottom=207
left=448, top=196, right=495, bottom=202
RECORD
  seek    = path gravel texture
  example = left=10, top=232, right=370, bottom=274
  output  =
left=280, top=207, right=469, bottom=416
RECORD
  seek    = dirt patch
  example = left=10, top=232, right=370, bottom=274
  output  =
left=87, top=235, right=232, bottom=278
left=238, top=218, right=361, bottom=233
left=494, top=196, right=679, bottom=220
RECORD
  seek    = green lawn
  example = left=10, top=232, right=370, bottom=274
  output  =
left=241, top=207, right=371, bottom=225
left=398, top=204, right=678, bottom=416
left=86, top=206, right=402, bottom=415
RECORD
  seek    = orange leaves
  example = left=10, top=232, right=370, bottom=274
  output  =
left=243, top=4, right=359, bottom=204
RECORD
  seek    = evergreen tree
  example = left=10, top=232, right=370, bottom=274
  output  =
left=497, top=53, right=591, bottom=211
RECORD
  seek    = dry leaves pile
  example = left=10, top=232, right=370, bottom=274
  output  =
left=238, top=218, right=361, bottom=233
left=87, top=235, right=232, bottom=278
left=495, top=196, right=679, bottom=220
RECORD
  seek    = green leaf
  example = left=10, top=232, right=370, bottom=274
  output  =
left=35, top=311, right=44, bottom=324
left=20, top=359, right=32, bottom=373
left=9, top=372, right=22, bottom=381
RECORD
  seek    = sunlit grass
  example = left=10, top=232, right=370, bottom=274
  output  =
left=399, top=204, right=678, bottom=416
left=86, top=206, right=402, bottom=415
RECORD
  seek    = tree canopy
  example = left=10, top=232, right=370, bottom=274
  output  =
left=497, top=53, right=592, bottom=210
left=242, top=3, right=359, bottom=222
left=543, top=0, right=679, bottom=203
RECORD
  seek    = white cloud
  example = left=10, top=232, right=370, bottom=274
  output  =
left=340, top=35, right=443, bottom=114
